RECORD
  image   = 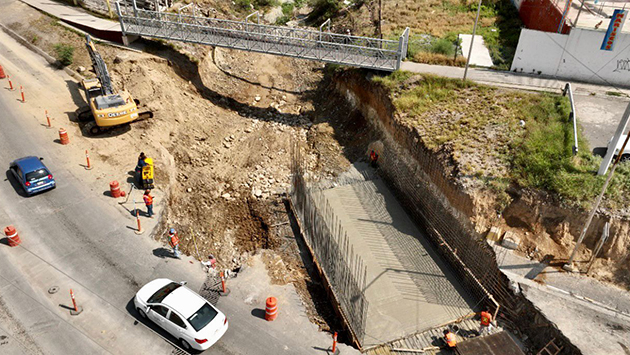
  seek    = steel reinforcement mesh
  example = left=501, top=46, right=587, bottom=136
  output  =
left=290, top=146, right=369, bottom=344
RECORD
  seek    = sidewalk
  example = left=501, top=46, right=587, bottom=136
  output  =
left=20, top=0, right=122, bottom=41
left=400, top=61, right=630, bottom=95
left=493, top=244, right=630, bottom=355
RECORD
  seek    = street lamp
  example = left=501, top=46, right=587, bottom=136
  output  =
left=463, top=0, right=482, bottom=81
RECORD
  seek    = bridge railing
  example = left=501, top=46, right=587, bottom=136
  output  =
left=116, top=2, right=409, bottom=71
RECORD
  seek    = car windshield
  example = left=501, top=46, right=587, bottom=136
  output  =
left=187, top=303, right=218, bottom=332
left=147, top=282, right=181, bottom=304
left=25, top=169, right=49, bottom=182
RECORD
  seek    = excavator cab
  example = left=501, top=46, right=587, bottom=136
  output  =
left=79, top=35, right=152, bottom=135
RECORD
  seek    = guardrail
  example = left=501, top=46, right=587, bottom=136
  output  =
left=116, top=1, right=409, bottom=71
left=563, top=83, right=579, bottom=155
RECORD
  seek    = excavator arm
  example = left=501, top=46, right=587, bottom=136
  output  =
left=85, top=34, right=115, bottom=96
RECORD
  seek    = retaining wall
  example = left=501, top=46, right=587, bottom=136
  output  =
left=332, top=70, right=581, bottom=355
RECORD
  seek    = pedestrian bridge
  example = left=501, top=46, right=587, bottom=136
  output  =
left=116, top=2, right=409, bottom=71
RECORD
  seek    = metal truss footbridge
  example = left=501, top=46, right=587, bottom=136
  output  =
left=116, top=1, right=409, bottom=71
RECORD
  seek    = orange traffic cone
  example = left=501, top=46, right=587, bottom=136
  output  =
left=0, top=64, right=5, bottom=79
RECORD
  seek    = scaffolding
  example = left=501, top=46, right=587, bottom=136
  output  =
left=115, top=1, right=409, bottom=71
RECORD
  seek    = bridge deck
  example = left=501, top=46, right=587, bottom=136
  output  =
left=117, top=4, right=408, bottom=71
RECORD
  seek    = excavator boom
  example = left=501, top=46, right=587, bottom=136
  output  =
left=85, top=34, right=115, bottom=96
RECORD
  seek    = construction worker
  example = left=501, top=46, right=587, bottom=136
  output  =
left=168, top=228, right=181, bottom=259
left=369, top=149, right=379, bottom=167
left=135, top=152, right=147, bottom=186
left=443, top=329, right=457, bottom=348
left=479, top=308, right=494, bottom=336
left=143, top=189, right=154, bottom=218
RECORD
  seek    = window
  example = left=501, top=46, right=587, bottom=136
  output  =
left=25, top=169, right=49, bottom=182
left=169, top=312, right=187, bottom=329
left=148, top=282, right=181, bottom=304
left=152, top=305, right=169, bottom=318
left=187, top=303, right=218, bottom=332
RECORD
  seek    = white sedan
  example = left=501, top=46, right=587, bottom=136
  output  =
left=134, top=278, right=228, bottom=351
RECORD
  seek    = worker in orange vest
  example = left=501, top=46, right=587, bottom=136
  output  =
left=479, top=308, right=494, bottom=336
left=168, top=228, right=181, bottom=259
left=443, top=329, right=457, bottom=348
left=143, top=189, right=154, bottom=218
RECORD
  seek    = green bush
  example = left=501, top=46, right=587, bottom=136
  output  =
left=276, top=15, right=290, bottom=25
left=430, top=38, right=455, bottom=56
left=53, top=43, right=74, bottom=66
left=307, top=0, right=342, bottom=22
left=281, top=2, right=294, bottom=15
left=235, top=0, right=251, bottom=9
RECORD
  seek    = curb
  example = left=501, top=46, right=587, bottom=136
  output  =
left=0, top=22, right=84, bottom=82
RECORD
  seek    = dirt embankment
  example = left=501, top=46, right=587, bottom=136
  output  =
left=334, top=70, right=630, bottom=291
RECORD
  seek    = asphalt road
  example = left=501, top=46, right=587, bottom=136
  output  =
left=0, top=30, right=205, bottom=354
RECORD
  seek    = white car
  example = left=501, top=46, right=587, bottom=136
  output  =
left=610, top=134, right=630, bottom=157
left=134, top=278, right=228, bottom=351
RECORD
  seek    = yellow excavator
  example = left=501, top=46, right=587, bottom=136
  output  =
left=78, top=35, right=152, bottom=135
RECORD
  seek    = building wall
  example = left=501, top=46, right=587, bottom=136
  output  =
left=518, top=0, right=570, bottom=34
left=511, top=27, right=630, bottom=86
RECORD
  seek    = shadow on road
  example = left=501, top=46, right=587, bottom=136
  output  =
left=125, top=298, right=198, bottom=354
left=153, top=247, right=177, bottom=259
left=5, top=170, right=27, bottom=198
left=593, top=147, right=607, bottom=158
left=250, top=308, right=265, bottom=320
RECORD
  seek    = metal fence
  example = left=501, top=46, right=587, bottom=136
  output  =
left=115, top=2, right=408, bottom=71
left=290, top=145, right=368, bottom=345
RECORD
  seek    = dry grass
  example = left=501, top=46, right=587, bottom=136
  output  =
left=380, top=0, right=496, bottom=37
left=413, top=52, right=467, bottom=67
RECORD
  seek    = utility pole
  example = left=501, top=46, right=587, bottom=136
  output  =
left=463, top=0, right=482, bottom=81
left=563, top=131, right=630, bottom=272
left=378, top=0, right=383, bottom=39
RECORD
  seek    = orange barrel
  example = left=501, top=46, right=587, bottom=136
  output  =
left=265, top=297, right=278, bottom=321
left=0, top=64, right=5, bottom=79
left=4, top=225, right=21, bottom=247
left=109, top=181, right=121, bottom=198
left=58, top=128, right=69, bottom=145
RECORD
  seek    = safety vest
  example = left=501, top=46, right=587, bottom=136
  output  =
left=143, top=194, right=153, bottom=205
left=480, top=311, right=492, bottom=326
left=169, top=233, right=180, bottom=247
left=445, top=332, right=456, bottom=347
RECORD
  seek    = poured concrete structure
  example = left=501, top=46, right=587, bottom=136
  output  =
left=320, top=174, right=476, bottom=347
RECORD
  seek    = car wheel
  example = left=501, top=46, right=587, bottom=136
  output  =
left=179, top=339, right=192, bottom=351
left=137, top=308, right=147, bottom=319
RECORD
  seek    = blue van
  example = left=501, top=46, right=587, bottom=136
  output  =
left=9, top=156, right=56, bottom=196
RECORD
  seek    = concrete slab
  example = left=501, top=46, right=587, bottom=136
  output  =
left=19, top=0, right=123, bottom=41
left=321, top=178, right=476, bottom=348
left=459, top=34, right=494, bottom=68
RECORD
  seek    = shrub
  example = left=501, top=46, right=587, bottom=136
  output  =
left=235, top=0, right=251, bottom=9
left=281, top=2, right=294, bottom=16
left=430, top=38, right=455, bottom=56
left=307, top=0, right=342, bottom=22
left=54, top=43, right=74, bottom=66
